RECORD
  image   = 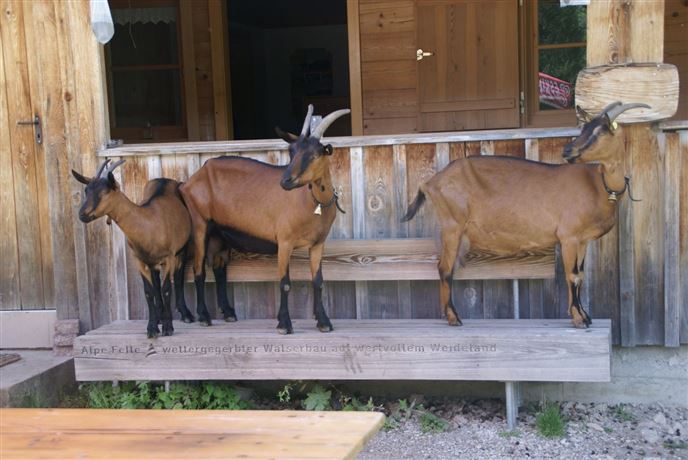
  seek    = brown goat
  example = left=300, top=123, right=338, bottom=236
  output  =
left=180, top=105, right=350, bottom=333
left=402, top=102, right=648, bottom=328
left=72, top=159, right=194, bottom=337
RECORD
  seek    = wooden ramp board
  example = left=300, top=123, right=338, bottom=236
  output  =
left=74, top=319, right=611, bottom=383
left=188, top=238, right=556, bottom=282
left=0, top=409, right=384, bottom=460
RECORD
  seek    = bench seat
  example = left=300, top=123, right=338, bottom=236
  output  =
left=74, top=319, right=610, bottom=382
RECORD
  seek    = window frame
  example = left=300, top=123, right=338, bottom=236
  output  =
left=106, top=0, right=187, bottom=143
left=521, top=0, right=587, bottom=128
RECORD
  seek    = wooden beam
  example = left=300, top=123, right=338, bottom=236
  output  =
left=73, top=319, right=612, bottom=382
left=662, top=133, right=680, bottom=347
left=347, top=0, right=364, bottom=135
left=576, top=64, right=679, bottom=122
left=208, top=0, right=232, bottom=140
left=185, top=238, right=555, bottom=283
left=180, top=0, right=199, bottom=141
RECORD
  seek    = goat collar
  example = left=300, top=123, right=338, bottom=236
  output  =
left=601, top=173, right=641, bottom=203
left=310, top=186, right=346, bottom=215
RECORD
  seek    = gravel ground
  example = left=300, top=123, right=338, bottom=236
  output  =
left=358, top=399, right=688, bottom=459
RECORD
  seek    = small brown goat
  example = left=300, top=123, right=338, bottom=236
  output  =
left=402, top=102, right=648, bottom=328
left=72, top=159, right=194, bottom=337
left=180, top=105, right=350, bottom=333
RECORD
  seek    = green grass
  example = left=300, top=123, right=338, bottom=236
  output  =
left=664, top=439, right=688, bottom=450
left=535, top=403, right=566, bottom=438
left=419, top=411, right=449, bottom=433
left=80, top=381, right=252, bottom=410
left=612, top=404, right=636, bottom=422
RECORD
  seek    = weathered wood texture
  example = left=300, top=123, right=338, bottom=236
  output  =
left=0, top=409, right=385, bottom=460
left=575, top=63, right=679, bottom=122
left=0, top=0, right=109, bottom=329
left=108, top=136, right=566, bottom=329
left=74, top=319, right=612, bottom=382
left=585, top=0, right=687, bottom=347
left=102, top=124, right=686, bottom=346
left=664, top=0, right=688, bottom=121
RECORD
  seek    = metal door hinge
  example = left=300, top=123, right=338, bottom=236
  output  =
left=519, top=91, right=525, bottom=114
left=17, top=115, right=42, bottom=145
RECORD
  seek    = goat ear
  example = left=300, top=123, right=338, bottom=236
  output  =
left=71, top=169, right=91, bottom=185
left=575, top=105, right=594, bottom=124
left=275, top=126, right=299, bottom=144
left=323, top=144, right=333, bottom=156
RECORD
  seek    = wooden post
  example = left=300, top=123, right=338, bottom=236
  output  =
left=585, top=0, right=667, bottom=347
left=505, top=381, right=518, bottom=430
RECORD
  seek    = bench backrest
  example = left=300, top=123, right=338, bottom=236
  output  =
left=191, top=238, right=556, bottom=282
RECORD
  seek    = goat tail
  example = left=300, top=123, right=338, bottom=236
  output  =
left=401, top=189, right=426, bottom=222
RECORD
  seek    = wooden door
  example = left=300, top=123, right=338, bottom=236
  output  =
left=416, top=0, right=520, bottom=131
left=0, top=0, right=54, bottom=310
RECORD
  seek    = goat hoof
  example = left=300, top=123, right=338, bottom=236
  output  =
left=199, top=320, right=212, bottom=327
left=447, top=317, right=463, bottom=326
left=224, top=315, right=238, bottom=323
left=162, top=329, right=173, bottom=337
left=182, top=317, right=194, bottom=324
left=276, top=327, right=293, bottom=335
left=317, top=324, right=333, bottom=333
left=147, top=331, right=159, bottom=339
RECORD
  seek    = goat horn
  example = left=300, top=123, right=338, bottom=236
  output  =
left=300, top=104, right=314, bottom=137
left=106, top=159, right=126, bottom=174
left=604, top=102, right=651, bottom=122
left=311, top=108, right=351, bottom=140
left=95, top=159, right=111, bottom=178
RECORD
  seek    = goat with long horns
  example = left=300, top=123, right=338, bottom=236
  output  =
left=180, top=105, right=350, bottom=334
left=403, top=102, right=648, bottom=328
left=72, top=159, right=194, bottom=337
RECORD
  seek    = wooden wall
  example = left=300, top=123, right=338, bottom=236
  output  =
left=0, top=0, right=112, bottom=331
left=101, top=126, right=687, bottom=346
left=664, top=0, right=688, bottom=121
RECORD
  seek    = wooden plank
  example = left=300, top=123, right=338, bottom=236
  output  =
left=180, top=0, right=199, bottom=141
left=188, top=239, right=556, bottom=283
left=0, top=0, right=45, bottom=309
left=73, top=319, right=612, bottom=382
left=575, top=64, right=679, bottom=122
left=680, top=131, right=688, bottom=344
left=362, top=60, right=416, bottom=92
left=363, top=88, right=418, bottom=119
left=361, top=31, right=415, bottom=62
left=662, top=133, right=680, bottom=347
left=347, top=0, right=364, bottom=135
left=0, top=9, right=20, bottom=310
left=208, top=0, right=232, bottom=140
left=1, top=409, right=384, bottom=460
left=66, top=0, right=111, bottom=329
left=359, top=1, right=414, bottom=35
left=99, top=128, right=581, bottom=156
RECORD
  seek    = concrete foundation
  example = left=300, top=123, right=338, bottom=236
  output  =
left=0, top=350, right=76, bottom=407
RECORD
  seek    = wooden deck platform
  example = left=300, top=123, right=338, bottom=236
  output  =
left=74, top=319, right=611, bottom=382
left=0, top=408, right=384, bottom=459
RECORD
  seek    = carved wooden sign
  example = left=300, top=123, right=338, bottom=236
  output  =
left=575, top=63, right=679, bottom=123
left=74, top=319, right=611, bottom=382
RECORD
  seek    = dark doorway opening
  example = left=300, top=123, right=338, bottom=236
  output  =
left=228, top=0, right=350, bottom=140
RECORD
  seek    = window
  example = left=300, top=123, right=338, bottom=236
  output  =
left=106, top=1, right=186, bottom=143
left=523, top=0, right=587, bottom=127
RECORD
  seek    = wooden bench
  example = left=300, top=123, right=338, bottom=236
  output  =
left=74, top=238, right=612, bottom=429
left=1, top=408, right=384, bottom=459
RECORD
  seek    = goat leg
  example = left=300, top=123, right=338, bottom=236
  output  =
left=160, top=270, right=174, bottom=336
left=575, top=245, right=592, bottom=326
left=276, top=244, right=294, bottom=334
left=140, top=268, right=160, bottom=338
left=212, top=249, right=237, bottom=322
left=309, top=244, right=333, bottom=332
left=438, top=228, right=463, bottom=326
left=562, top=240, right=588, bottom=328
left=173, top=260, right=194, bottom=323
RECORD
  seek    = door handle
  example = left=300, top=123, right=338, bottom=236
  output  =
left=17, top=115, right=42, bottom=145
left=416, top=49, right=434, bottom=61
